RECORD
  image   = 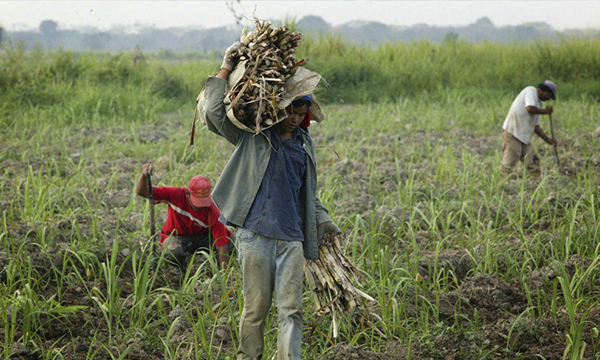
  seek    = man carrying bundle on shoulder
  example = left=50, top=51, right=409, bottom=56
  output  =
left=501, top=80, right=557, bottom=177
left=201, top=41, right=341, bottom=360
left=135, top=163, right=231, bottom=271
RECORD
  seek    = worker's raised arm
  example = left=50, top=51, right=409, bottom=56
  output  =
left=135, top=163, right=154, bottom=198
left=203, top=42, right=245, bottom=145
left=215, top=68, right=231, bottom=81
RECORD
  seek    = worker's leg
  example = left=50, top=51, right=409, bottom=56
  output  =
left=500, top=130, right=523, bottom=176
left=273, top=240, right=304, bottom=360
left=182, top=233, right=215, bottom=265
left=237, top=229, right=276, bottom=360
left=162, top=236, right=188, bottom=270
left=523, top=143, right=541, bottom=177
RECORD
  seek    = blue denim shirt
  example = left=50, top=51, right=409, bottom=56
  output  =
left=243, top=129, right=307, bottom=241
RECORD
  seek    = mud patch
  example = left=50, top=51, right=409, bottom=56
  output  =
left=417, top=249, right=473, bottom=282
left=458, top=274, right=527, bottom=323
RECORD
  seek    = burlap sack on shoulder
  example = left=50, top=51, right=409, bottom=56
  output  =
left=196, top=63, right=325, bottom=134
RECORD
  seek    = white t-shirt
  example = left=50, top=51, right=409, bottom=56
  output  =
left=502, top=86, right=542, bottom=144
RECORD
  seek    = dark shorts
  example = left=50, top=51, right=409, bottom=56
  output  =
left=167, top=233, right=214, bottom=255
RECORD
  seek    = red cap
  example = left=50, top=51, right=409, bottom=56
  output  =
left=188, top=176, right=212, bottom=208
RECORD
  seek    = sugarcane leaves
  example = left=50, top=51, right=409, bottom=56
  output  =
left=227, top=19, right=305, bottom=133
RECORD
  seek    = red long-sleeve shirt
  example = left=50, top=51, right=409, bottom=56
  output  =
left=152, top=186, right=230, bottom=247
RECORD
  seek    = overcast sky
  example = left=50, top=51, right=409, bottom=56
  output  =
left=2, top=1, right=600, bottom=32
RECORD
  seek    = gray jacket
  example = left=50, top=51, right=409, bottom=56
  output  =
left=202, top=77, right=331, bottom=260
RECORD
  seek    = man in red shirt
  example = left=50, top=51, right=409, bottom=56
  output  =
left=135, top=163, right=231, bottom=270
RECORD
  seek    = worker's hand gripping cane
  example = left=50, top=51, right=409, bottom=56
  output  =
left=145, top=163, right=156, bottom=240
left=217, top=244, right=230, bottom=270
left=139, top=164, right=158, bottom=254
left=318, top=221, right=342, bottom=246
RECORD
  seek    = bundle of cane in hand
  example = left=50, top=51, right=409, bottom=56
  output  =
left=304, top=233, right=378, bottom=338
left=304, top=233, right=375, bottom=315
left=221, top=20, right=304, bottom=132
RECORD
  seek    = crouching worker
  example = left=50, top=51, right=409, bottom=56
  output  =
left=135, top=163, right=231, bottom=270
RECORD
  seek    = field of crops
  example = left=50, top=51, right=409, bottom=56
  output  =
left=1, top=37, right=600, bottom=359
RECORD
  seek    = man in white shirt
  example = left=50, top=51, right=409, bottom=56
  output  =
left=501, top=80, right=557, bottom=176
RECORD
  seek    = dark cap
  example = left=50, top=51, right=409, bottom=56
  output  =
left=542, top=80, right=557, bottom=100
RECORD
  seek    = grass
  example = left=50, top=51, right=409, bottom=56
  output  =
left=1, top=38, right=600, bottom=359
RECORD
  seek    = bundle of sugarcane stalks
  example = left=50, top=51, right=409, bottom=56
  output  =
left=304, top=234, right=378, bottom=338
left=228, top=20, right=304, bottom=132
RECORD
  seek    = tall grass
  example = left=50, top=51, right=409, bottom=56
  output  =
left=0, top=44, right=215, bottom=127
left=300, top=35, right=600, bottom=102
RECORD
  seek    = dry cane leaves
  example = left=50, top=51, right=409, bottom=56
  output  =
left=229, top=20, right=304, bottom=132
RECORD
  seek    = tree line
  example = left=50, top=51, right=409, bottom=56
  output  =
left=1, top=16, right=598, bottom=52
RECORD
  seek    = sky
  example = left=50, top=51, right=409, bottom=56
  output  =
left=2, top=1, right=600, bottom=32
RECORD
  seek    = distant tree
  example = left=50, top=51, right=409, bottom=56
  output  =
left=474, top=17, right=494, bottom=27
left=512, top=25, right=539, bottom=41
left=0, top=25, right=4, bottom=46
left=443, top=31, right=459, bottom=44
left=522, top=22, right=554, bottom=33
left=39, top=20, right=58, bottom=34
left=467, top=17, right=496, bottom=41
left=82, top=32, right=111, bottom=50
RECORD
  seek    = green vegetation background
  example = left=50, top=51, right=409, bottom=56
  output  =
left=2, top=36, right=600, bottom=359
left=2, top=37, right=600, bottom=126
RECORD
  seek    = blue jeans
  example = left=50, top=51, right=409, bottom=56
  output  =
left=236, top=228, right=304, bottom=360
